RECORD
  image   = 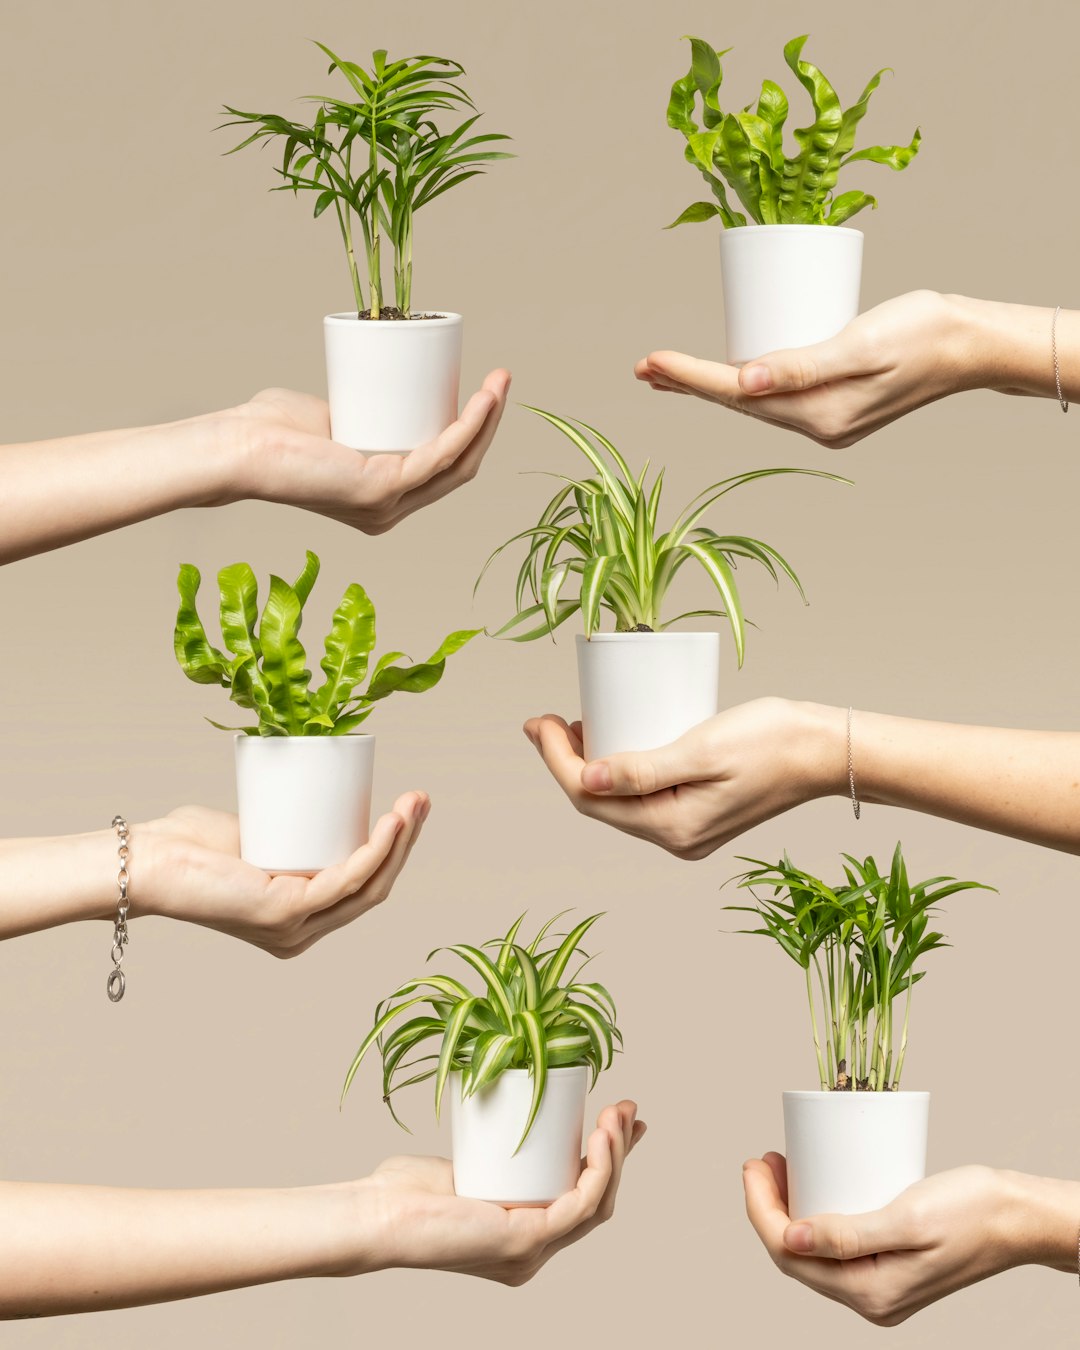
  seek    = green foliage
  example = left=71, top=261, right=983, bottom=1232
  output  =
left=477, top=407, right=848, bottom=664
left=729, top=847, right=992, bottom=1091
left=341, top=912, right=620, bottom=1150
left=667, top=35, right=921, bottom=229
left=222, top=43, right=512, bottom=316
left=174, top=551, right=478, bottom=736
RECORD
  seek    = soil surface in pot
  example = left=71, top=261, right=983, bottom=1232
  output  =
left=625, top=624, right=654, bottom=632
left=832, top=1059, right=896, bottom=1092
left=354, top=307, right=446, bottom=321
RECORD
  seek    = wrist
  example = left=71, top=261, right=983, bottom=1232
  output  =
left=1000, top=1170, right=1080, bottom=1273
left=785, top=700, right=847, bottom=802
left=171, top=408, right=261, bottom=509
left=948, top=294, right=1059, bottom=397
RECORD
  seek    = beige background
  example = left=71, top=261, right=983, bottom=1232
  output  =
left=1, top=0, right=1077, bottom=1343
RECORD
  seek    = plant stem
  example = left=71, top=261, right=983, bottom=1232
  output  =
left=805, top=964, right=828, bottom=1091
left=893, top=975, right=913, bottom=1090
left=368, top=96, right=381, bottom=319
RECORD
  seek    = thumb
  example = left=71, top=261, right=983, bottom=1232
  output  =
left=739, top=329, right=861, bottom=396
left=581, top=739, right=710, bottom=797
left=784, top=1205, right=916, bottom=1261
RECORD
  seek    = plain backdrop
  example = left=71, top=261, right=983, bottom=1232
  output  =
left=1, top=0, right=1077, bottom=1345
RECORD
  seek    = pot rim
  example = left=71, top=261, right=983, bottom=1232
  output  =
left=782, top=1088, right=929, bottom=1100
left=721, top=224, right=863, bottom=239
left=449, top=1065, right=591, bottom=1081
left=324, top=310, right=462, bottom=327
left=575, top=630, right=721, bottom=644
left=233, top=731, right=375, bottom=743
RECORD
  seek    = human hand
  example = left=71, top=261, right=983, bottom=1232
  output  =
left=365, top=1100, right=645, bottom=1284
left=523, top=700, right=841, bottom=860
left=217, top=371, right=510, bottom=533
left=742, top=1152, right=1080, bottom=1326
left=635, top=291, right=992, bottom=448
left=136, top=792, right=430, bottom=956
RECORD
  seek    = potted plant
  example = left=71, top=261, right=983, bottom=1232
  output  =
left=478, top=407, right=847, bottom=759
left=728, top=846, right=991, bottom=1218
left=173, top=550, right=476, bottom=873
left=341, top=911, right=621, bottom=1206
left=222, top=43, right=511, bottom=451
left=667, top=35, right=921, bottom=364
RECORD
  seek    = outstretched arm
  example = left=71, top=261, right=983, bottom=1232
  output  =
left=0, top=795, right=429, bottom=955
left=635, top=292, right=1078, bottom=447
left=524, top=699, right=1080, bottom=859
left=0, top=1101, right=644, bottom=1316
left=0, top=374, right=509, bottom=564
left=743, top=1153, right=1080, bottom=1326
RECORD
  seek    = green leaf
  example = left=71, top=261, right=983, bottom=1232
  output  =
left=513, top=1009, right=548, bottom=1151
left=257, top=576, right=311, bottom=733
left=434, top=996, right=482, bottom=1120
left=309, top=582, right=376, bottom=721
left=174, top=565, right=229, bottom=686
left=364, top=628, right=478, bottom=701
left=679, top=541, right=745, bottom=665
left=292, top=550, right=321, bottom=606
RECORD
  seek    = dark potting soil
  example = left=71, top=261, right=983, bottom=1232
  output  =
left=832, top=1060, right=894, bottom=1092
left=354, top=307, right=446, bottom=321
left=627, top=623, right=654, bottom=632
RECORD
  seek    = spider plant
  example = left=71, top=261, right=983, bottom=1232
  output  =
left=477, top=407, right=848, bottom=663
left=222, top=43, right=511, bottom=317
left=729, top=846, right=992, bottom=1091
left=668, top=35, right=921, bottom=230
left=341, top=911, right=620, bottom=1149
left=174, top=550, right=477, bottom=736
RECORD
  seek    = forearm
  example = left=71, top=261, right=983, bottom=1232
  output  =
left=0, top=1178, right=383, bottom=1317
left=997, top=1170, right=1080, bottom=1274
left=799, top=704, right=1080, bottom=853
left=0, top=414, right=249, bottom=563
left=951, top=295, right=1080, bottom=401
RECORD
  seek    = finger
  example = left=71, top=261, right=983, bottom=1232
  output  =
left=737, top=328, right=871, bottom=396
left=304, top=793, right=430, bottom=935
left=303, top=794, right=421, bottom=910
left=784, top=1203, right=922, bottom=1261
left=580, top=730, right=715, bottom=796
left=638, top=351, right=745, bottom=403
left=742, top=1157, right=795, bottom=1264
left=763, top=1150, right=789, bottom=1210
left=543, top=1123, right=615, bottom=1243
left=397, top=370, right=510, bottom=492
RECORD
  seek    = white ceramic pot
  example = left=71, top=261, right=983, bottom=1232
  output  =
left=323, top=311, right=462, bottom=452
left=783, top=1090, right=930, bottom=1219
left=449, top=1066, right=588, bottom=1206
left=233, top=733, right=375, bottom=874
left=718, top=225, right=863, bottom=365
left=575, top=632, right=721, bottom=761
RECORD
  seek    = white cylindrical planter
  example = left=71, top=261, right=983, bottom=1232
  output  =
left=719, top=226, right=863, bottom=365
left=576, top=632, right=721, bottom=761
left=323, top=311, right=462, bottom=452
left=234, top=733, right=375, bottom=874
left=449, top=1067, right=588, bottom=1206
left=783, top=1090, right=930, bottom=1220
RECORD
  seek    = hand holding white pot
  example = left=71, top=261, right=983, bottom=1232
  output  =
left=134, top=793, right=430, bottom=957
left=370, top=1100, right=645, bottom=1283
left=229, top=370, right=511, bottom=532
left=742, top=1152, right=1080, bottom=1326
left=635, top=291, right=1080, bottom=448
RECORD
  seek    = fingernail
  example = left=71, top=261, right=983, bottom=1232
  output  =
left=741, top=364, right=772, bottom=393
left=582, top=762, right=612, bottom=793
left=785, top=1223, right=814, bottom=1253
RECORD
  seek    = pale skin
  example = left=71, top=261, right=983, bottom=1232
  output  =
left=634, top=291, right=1078, bottom=447
left=0, top=366, right=647, bottom=1311
left=742, top=1154, right=1080, bottom=1327
left=0, top=1100, right=645, bottom=1316
left=0, top=373, right=511, bottom=564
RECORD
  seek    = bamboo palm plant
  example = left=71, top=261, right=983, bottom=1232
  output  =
left=222, top=44, right=511, bottom=317
left=341, top=912, right=620, bottom=1149
left=478, top=408, right=847, bottom=663
left=729, top=846, right=991, bottom=1091
left=668, top=35, right=921, bottom=230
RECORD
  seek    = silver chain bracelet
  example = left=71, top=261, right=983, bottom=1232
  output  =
left=107, top=815, right=130, bottom=1003
left=1053, top=306, right=1069, bottom=414
left=847, top=706, right=861, bottom=821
